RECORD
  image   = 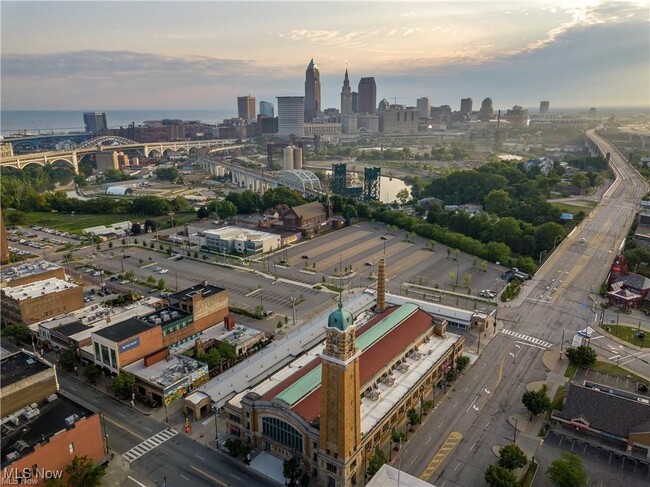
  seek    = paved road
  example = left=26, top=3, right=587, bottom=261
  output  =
left=402, top=132, right=649, bottom=486
left=58, top=374, right=276, bottom=487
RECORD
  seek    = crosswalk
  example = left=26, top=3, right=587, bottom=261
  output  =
left=122, top=428, right=178, bottom=463
left=501, top=329, right=553, bottom=349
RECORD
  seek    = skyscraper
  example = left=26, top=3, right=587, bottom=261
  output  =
left=340, top=68, right=352, bottom=115
left=357, top=77, right=377, bottom=114
left=416, top=97, right=431, bottom=118
left=351, top=92, right=358, bottom=113
left=304, top=59, right=321, bottom=122
left=259, top=101, right=274, bottom=117
left=460, top=97, right=473, bottom=114
left=539, top=101, right=550, bottom=116
left=478, top=97, right=494, bottom=120
left=83, top=112, right=107, bottom=134
left=277, top=96, right=305, bottom=137
left=237, top=95, right=256, bottom=120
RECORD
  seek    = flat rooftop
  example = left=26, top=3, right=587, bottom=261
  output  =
left=2, top=277, right=78, bottom=301
left=33, top=299, right=160, bottom=343
left=1, top=392, right=96, bottom=469
left=0, top=351, right=53, bottom=388
left=169, top=283, right=225, bottom=302
left=125, top=354, right=208, bottom=390
left=204, top=226, right=277, bottom=240
left=93, top=316, right=155, bottom=343
left=1, top=260, right=62, bottom=283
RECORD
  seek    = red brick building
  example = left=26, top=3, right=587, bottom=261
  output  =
left=1, top=351, right=107, bottom=484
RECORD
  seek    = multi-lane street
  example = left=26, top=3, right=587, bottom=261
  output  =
left=59, top=373, right=274, bottom=487
left=403, top=131, right=649, bottom=486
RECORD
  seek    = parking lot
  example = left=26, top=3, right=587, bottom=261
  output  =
left=534, top=430, right=650, bottom=486
left=275, top=221, right=507, bottom=300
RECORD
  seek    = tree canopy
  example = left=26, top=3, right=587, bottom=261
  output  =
left=522, top=384, right=552, bottom=420
left=547, top=451, right=588, bottom=487
left=497, top=443, right=528, bottom=470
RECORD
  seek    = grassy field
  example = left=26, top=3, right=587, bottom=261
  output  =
left=550, top=200, right=597, bottom=215
left=551, top=385, right=568, bottom=411
left=605, top=324, right=648, bottom=348
left=17, top=212, right=197, bottom=234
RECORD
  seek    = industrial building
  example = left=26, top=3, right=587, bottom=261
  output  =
left=1, top=260, right=66, bottom=288
left=1, top=277, right=84, bottom=325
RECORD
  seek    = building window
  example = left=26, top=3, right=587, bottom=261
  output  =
left=229, top=413, right=241, bottom=424
left=327, top=476, right=336, bottom=487
left=110, top=349, right=117, bottom=369
left=261, top=417, right=303, bottom=452
left=68, top=443, right=74, bottom=453
left=326, top=462, right=337, bottom=473
left=94, top=342, right=100, bottom=360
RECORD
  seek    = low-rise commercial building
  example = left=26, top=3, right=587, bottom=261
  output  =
left=125, top=353, right=209, bottom=406
left=1, top=278, right=83, bottom=325
left=91, top=283, right=229, bottom=372
left=552, top=383, right=650, bottom=459
left=1, top=261, right=65, bottom=288
left=1, top=351, right=107, bottom=480
left=204, top=227, right=281, bottom=255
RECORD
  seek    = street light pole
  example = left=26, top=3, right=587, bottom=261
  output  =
left=513, top=417, right=518, bottom=444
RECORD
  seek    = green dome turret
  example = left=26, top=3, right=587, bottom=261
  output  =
left=327, top=300, right=353, bottom=331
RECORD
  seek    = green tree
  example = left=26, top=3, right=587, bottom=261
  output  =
left=282, top=457, right=302, bottom=485
left=157, top=278, right=166, bottom=290
left=366, top=446, right=388, bottom=478
left=407, top=408, right=420, bottom=425
left=498, top=443, right=528, bottom=470
left=213, top=200, right=238, bottom=220
left=547, top=451, right=588, bottom=487
left=197, top=206, right=210, bottom=219
left=4, top=323, right=30, bottom=344
left=484, top=189, right=512, bottom=216
left=391, top=430, right=406, bottom=444
left=219, top=342, right=237, bottom=362
left=484, top=464, right=519, bottom=487
left=565, top=345, right=597, bottom=367
left=45, top=455, right=106, bottom=487
left=83, top=364, right=101, bottom=384
left=111, top=372, right=135, bottom=399
left=342, top=205, right=358, bottom=225
left=456, top=355, right=470, bottom=373
left=396, top=188, right=410, bottom=205
left=522, top=384, right=552, bottom=420
left=146, top=275, right=156, bottom=285
left=58, top=347, right=77, bottom=372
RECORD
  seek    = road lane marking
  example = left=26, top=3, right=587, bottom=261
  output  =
left=195, top=454, right=205, bottom=461
left=122, top=428, right=178, bottom=463
left=127, top=476, right=147, bottom=487
left=117, top=412, right=125, bottom=417
left=190, top=466, right=228, bottom=487
left=420, top=431, right=463, bottom=480
left=231, top=474, right=241, bottom=480
left=104, top=416, right=146, bottom=441
left=180, top=474, right=190, bottom=481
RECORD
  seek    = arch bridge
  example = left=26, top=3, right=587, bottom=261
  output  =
left=0, top=138, right=242, bottom=174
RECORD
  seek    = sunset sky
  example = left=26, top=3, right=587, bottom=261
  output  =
left=2, top=0, right=648, bottom=111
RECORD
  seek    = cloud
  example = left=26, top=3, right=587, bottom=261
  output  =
left=508, top=1, right=647, bottom=56
left=1, top=50, right=292, bottom=79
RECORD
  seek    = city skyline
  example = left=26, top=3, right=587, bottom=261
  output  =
left=1, top=1, right=648, bottom=112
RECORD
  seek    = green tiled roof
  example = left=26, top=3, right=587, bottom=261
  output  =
left=275, top=364, right=323, bottom=405
left=356, top=303, right=419, bottom=352
left=275, top=303, right=420, bottom=406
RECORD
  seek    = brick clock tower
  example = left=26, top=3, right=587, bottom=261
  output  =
left=319, top=298, right=361, bottom=486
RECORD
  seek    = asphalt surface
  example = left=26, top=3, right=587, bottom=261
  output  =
left=58, top=373, right=277, bottom=487
left=399, top=131, right=650, bottom=486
